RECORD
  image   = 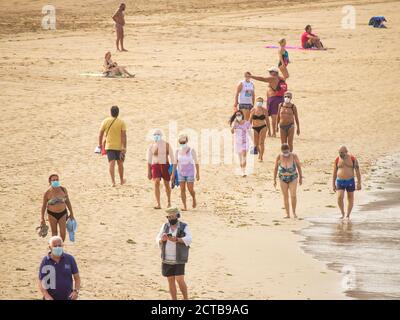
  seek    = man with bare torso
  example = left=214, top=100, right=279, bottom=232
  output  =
left=332, top=146, right=362, bottom=219
left=112, top=3, right=127, bottom=52
left=248, top=67, right=287, bottom=137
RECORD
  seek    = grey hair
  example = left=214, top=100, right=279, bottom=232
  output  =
left=48, top=235, right=63, bottom=246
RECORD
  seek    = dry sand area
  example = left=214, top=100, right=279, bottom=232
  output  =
left=0, top=0, right=399, bottom=299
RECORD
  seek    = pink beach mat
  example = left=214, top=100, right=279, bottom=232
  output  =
left=265, top=45, right=319, bottom=50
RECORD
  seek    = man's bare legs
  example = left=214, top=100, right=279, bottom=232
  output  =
left=176, top=276, right=188, bottom=300
left=109, top=160, right=116, bottom=187
left=163, top=179, right=172, bottom=208
left=346, top=191, right=354, bottom=219
left=167, top=276, right=177, bottom=300
left=241, top=109, right=251, bottom=121
left=117, top=160, right=125, bottom=185
left=337, top=190, right=345, bottom=218
left=187, top=182, right=196, bottom=209
left=153, top=178, right=161, bottom=209
left=271, top=114, right=278, bottom=137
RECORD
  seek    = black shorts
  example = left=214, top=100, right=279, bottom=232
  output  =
left=106, top=150, right=121, bottom=162
left=162, top=263, right=185, bottom=277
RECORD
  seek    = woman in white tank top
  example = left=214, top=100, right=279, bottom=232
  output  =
left=171, top=134, right=200, bottom=211
left=233, top=71, right=255, bottom=121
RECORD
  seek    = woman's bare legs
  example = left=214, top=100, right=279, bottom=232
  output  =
left=287, top=126, right=295, bottom=152
left=179, top=182, right=187, bottom=211
left=288, top=179, right=298, bottom=218
left=48, top=214, right=66, bottom=241
left=253, top=129, right=260, bottom=156
left=259, top=127, right=267, bottom=161
left=187, top=182, right=196, bottom=208
left=279, top=180, right=290, bottom=218
left=279, top=64, right=289, bottom=79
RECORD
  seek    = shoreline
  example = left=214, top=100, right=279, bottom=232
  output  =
left=297, top=153, right=400, bottom=300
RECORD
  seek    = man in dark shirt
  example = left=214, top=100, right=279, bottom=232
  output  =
left=38, top=236, right=81, bottom=300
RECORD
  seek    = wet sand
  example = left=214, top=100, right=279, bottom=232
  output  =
left=298, top=154, right=400, bottom=299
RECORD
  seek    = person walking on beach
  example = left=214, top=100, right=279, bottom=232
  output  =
left=249, top=68, right=287, bottom=137
left=273, top=143, right=303, bottom=219
left=38, top=236, right=80, bottom=300
left=332, top=146, right=362, bottom=219
left=112, top=3, right=127, bottom=52
left=172, top=134, right=200, bottom=211
left=230, top=110, right=252, bottom=177
left=233, top=72, right=255, bottom=121
left=147, top=130, right=175, bottom=209
left=41, top=174, right=75, bottom=241
left=278, top=38, right=289, bottom=79
left=249, top=97, right=270, bottom=161
left=276, top=92, right=300, bottom=152
left=156, top=207, right=192, bottom=300
left=301, top=25, right=325, bottom=50
left=98, top=106, right=127, bottom=187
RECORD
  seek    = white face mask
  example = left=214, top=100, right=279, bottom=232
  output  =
left=282, top=151, right=290, bottom=157
left=236, top=115, right=243, bottom=121
left=284, top=97, right=291, bottom=104
left=256, top=101, right=263, bottom=107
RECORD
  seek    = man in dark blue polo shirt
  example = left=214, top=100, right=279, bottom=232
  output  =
left=38, top=236, right=81, bottom=300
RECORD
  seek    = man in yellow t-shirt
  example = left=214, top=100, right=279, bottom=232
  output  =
left=98, top=106, right=127, bottom=187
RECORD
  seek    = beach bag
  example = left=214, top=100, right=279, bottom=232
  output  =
left=101, top=118, right=117, bottom=155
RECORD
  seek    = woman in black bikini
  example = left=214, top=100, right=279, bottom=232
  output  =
left=276, top=92, right=300, bottom=152
left=40, top=174, right=75, bottom=241
left=250, top=97, right=270, bottom=161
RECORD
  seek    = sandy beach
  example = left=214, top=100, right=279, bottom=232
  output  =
left=0, top=0, right=399, bottom=299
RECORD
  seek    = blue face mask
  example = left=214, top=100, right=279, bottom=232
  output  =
left=51, top=247, right=63, bottom=257
left=180, top=143, right=187, bottom=149
left=51, top=181, right=60, bottom=188
left=153, top=134, right=161, bottom=142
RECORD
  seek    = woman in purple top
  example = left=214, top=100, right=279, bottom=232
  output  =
left=230, top=110, right=252, bottom=177
left=171, top=134, right=200, bottom=211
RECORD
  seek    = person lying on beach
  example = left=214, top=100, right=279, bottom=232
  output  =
left=248, top=68, right=288, bottom=138
left=273, top=143, right=303, bottom=219
left=103, top=51, right=134, bottom=78
left=249, top=97, right=270, bottom=161
left=230, top=110, right=252, bottom=177
left=233, top=72, right=255, bottom=121
left=276, top=92, right=300, bottom=152
left=332, top=145, right=362, bottom=220
left=301, top=25, right=325, bottom=50
left=278, top=38, right=289, bottom=79
left=41, top=174, right=75, bottom=242
left=147, top=130, right=176, bottom=209
left=112, top=3, right=127, bottom=52
left=171, top=134, right=200, bottom=211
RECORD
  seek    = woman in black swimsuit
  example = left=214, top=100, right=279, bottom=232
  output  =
left=250, top=97, right=270, bottom=161
left=40, top=174, right=75, bottom=241
left=276, top=92, right=300, bottom=152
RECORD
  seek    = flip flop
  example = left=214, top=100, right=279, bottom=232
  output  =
left=36, top=224, right=49, bottom=238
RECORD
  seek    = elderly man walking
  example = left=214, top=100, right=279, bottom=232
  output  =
left=38, top=236, right=81, bottom=300
left=332, top=145, right=362, bottom=219
left=156, top=207, right=192, bottom=300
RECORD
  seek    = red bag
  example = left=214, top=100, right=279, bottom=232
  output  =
left=101, top=143, right=107, bottom=156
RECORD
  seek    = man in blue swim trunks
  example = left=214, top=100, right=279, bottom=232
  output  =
left=332, top=145, right=362, bottom=219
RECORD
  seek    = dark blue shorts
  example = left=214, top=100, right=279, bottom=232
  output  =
left=106, top=149, right=121, bottom=162
left=336, top=178, right=355, bottom=192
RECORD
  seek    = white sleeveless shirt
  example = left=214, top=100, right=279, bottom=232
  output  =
left=238, top=80, right=254, bottom=105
